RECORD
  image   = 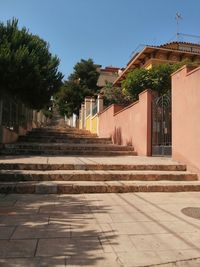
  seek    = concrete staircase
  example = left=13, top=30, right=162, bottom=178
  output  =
left=0, top=125, right=199, bottom=194
left=0, top=160, right=199, bottom=194
left=2, top=127, right=136, bottom=156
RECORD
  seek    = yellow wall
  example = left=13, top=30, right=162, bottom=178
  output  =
left=144, top=58, right=181, bottom=69
left=145, top=63, right=152, bottom=70
left=79, top=119, right=82, bottom=129
left=91, top=115, right=98, bottom=134
left=86, top=115, right=91, bottom=131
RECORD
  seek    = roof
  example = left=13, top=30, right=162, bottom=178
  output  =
left=158, top=41, right=200, bottom=49
left=102, top=66, right=120, bottom=72
left=113, top=41, right=200, bottom=85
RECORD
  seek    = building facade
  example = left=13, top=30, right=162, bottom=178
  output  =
left=114, top=42, right=200, bottom=86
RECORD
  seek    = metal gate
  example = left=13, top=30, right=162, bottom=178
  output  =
left=152, top=95, right=172, bottom=156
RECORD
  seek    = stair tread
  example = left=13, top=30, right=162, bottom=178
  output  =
left=0, top=169, right=197, bottom=182
left=0, top=169, right=196, bottom=175
left=0, top=163, right=186, bottom=168
left=24, top=180, right=200, bottom=184
left=6, top=143, right=133, bottom=148
left=3, top=152, right=135, bottom=156
left=1, top=180, right=200, bottom=186
left=2, top=151, right=136, bottom=156
left=19, top=138, right=111, bottom=141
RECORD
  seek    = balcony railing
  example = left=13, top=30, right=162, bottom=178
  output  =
left=92, top=104, right=97, bottom=116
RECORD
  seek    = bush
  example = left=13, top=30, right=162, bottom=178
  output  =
left=100, top=81, right=131, bottom=106
left=121, top=63, right=182, bottom=100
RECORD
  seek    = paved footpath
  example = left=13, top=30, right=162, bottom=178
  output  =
left=0, top=192, right=200, bottom=266
left=0, top=155, right=182, bottom=165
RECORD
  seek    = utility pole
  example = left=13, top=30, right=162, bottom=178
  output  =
left=175, top=12, right=183, bottom=42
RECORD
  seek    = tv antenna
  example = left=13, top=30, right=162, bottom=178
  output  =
left=175, top=12, right=183, bottom=41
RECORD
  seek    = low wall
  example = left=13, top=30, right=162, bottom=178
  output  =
left=0, top=114, right=47, bottom=145
left=98, top=89, right=153, bottom=156
left=172, top=65, right=200, bottom=176
left=0, top=120, right=38, bottom=145
left=0, top=127, right=18, bottom=144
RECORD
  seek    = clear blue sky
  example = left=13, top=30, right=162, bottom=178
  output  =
left=1, top=0, right=200, bottom=79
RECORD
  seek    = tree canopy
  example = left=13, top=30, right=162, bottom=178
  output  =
left=100, top=81, right=131, bottom=107
left=0, top=18, right=63, bottom=109
left=121, top=63, right=182, bottom=101
left=56, top=59, right=100, bottom=116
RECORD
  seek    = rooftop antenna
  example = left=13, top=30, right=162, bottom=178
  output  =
left=175, top=12, right=183, bottom=42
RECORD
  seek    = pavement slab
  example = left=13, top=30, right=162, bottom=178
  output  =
left=0, top=256, right=66, bottom=267
left=0, top=214, right=49, bottom=226
left=0, top=226, right=15, bottom=239
left=11, top=225, right=71, bottom=239
left=0, top=239, right=37, bottom=258
left=0, top=192, right=200, bottom=266
left=36, top=237, right=103, bottom=257
left=0, top=155, right=185, bottom=165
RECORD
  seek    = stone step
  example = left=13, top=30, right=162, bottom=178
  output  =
left=28, top=128, right=97, bottom=133
left=26, top=133, right=98, bottom=139
left=29, top=129, right=92, bottom=133
left=18, top=137, right=112, bottom=144
left=4, top=143, right=135, bottom=151
left=0, top=170, right=197, bottom=182
left=0, top=180, right=200, bottom=194
left=27, top=130, right=97, bottom=137
left=31, top=128, right=90, bottom=133
left=31, top=131, right=92, bottom=136
left=0, top=163, right=187, bottom=171
left=32, top=126, right=83, bottom=129
left=1, top=149, right=136, bottom=156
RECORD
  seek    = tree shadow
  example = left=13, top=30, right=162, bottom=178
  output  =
left=113, top=127, right=122, bottom=145
left=0, top=194, right=118, bottom=266
left=112, top=127, right=133, bottom=147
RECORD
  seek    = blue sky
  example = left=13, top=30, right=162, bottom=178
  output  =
left=1, top=0, right=200, bottom=79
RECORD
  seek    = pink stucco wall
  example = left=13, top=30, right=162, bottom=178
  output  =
left=0, top=122, right=37, bottom=145
left=172, top=65, right=200, bottom=176
left=1, top=127, right=18, bottom=144
left=98, top=89, right=153, bottom=156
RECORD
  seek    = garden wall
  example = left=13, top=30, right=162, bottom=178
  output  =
left=172, top=65, right=200, bottom=176
left=98, top=89, right=153, bottom=156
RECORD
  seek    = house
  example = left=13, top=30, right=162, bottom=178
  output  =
left=97, top=66, right=121, bottom=88
left=113, top=41, right=200, bottom=86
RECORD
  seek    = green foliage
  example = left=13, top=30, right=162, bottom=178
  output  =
left=0, top=18, right=63, bottom=109
left=100, top=81, right=131, bottom=106
left=70, top=59, right=100, bottom=93
left=122, top=63, right=182, bottom=100
left=56, top=59, right=100, bottom=116
left=55, top=81, right=83, bottom=117
left=42, top=108, right=53, bottom=119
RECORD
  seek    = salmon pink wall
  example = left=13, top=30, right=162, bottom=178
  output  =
left=172, top=65, right=200, bottom=176
left=98, top=90, right=153, bottom=156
